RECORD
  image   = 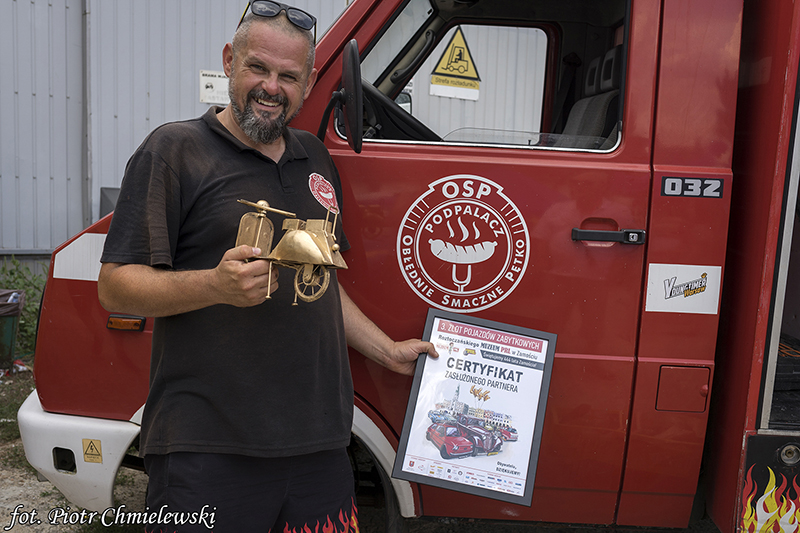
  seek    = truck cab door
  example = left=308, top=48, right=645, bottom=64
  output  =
left=304, top=0, right=661, bottom=524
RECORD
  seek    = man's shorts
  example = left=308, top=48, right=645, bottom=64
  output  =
left=143, top=448, right=358, bottom=532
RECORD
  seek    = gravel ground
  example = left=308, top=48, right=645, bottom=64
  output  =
left=0, top=440, right=150, bottom=532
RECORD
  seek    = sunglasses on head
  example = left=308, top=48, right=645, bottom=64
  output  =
left=238, top=1, right=317, bottom=38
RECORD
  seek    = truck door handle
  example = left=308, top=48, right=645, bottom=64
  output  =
left=571, top=228, right=646, bottom=244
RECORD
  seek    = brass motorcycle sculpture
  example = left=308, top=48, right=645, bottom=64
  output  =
left=235, top=199, right=348, bottom=305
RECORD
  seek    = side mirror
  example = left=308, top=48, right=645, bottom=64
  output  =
left=341, top=39, right=363, bottom=153
left=317, top=39, right=363, bottom=153
left=395, top=91, right=412, bottom=114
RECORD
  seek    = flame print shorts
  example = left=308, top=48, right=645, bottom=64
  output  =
left=144, top=448, right=359, bottom=532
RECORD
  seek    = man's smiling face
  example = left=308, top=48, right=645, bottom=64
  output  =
left=223, top=18, right=317, bottom=146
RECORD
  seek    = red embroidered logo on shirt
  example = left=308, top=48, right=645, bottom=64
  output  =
left=309, top=173, right=339, bottom=214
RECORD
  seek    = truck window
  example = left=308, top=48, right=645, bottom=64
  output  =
left=360, top=0, right=435, bottom=84
left=349, top=0, right=627, bottom=152
left=410, top=24, right=548, bottom=145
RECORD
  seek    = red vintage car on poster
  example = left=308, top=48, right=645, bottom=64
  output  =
left=426, top=423, right=474, bottom=460
left=456, top=420, right=502, bottom=457
left=495, top=426, right=518, bottom=443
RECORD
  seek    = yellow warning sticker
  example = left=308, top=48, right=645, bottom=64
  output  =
left=82, top=439, right=102, bottom=464
left=431, top=27, right=481, bottom=82
left=430, top=27, right=480, bottom=100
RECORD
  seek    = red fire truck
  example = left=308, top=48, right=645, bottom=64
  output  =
left=16, top=0, right=800, bottom=531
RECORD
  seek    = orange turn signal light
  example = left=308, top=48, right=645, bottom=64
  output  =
left=106, top=315, right=146, bottom=332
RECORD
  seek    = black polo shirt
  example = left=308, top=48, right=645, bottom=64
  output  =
left=102, top=107, right=353, bottom=458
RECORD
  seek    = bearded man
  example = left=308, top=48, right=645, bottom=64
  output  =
left=98, top=3, right=436, bottom=531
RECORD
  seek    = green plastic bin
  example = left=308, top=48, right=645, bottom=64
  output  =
left=0, top=289, right=25, bottom=372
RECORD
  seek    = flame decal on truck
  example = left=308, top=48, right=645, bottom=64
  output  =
left=741, top=465, right=800, bottom=533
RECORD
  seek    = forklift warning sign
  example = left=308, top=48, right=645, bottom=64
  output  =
left=430, top=26, right=481, bottom=101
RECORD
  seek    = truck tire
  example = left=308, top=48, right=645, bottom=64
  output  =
left=374, top=453, right=407, bottom=533
left=352, top=437, right=407, bottom=533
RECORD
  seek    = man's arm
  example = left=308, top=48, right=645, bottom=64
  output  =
left=339, top=282, right=438, bottom=376
left=98, top=245, right=278, bottom=317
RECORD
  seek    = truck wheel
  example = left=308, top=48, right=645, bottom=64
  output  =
left=350, top=437, right=407, bottom=533
left=440, top=446, right=450, bottom=459
left=375, top=456, right=406, bottom=533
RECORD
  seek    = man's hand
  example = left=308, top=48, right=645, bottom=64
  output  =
left=385, top=339, right=439, bottom=376
left=212, top=245, right=279, bottom=307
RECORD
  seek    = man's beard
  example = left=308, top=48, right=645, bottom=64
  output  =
left=229, top=83, right=302, bottom=145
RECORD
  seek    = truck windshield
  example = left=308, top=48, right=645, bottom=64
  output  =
left=361, top=0, right=436, bottom=86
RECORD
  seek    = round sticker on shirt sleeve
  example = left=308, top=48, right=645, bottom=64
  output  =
left=309, top=173, right=339, bottom=214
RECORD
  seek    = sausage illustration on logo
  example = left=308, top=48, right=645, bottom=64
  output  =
left=429, top=237, right=498, bottom=292
left=397, top=175, right=530, bottom=312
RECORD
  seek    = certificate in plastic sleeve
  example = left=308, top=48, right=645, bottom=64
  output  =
left=392, top=309, right=556, bottom=506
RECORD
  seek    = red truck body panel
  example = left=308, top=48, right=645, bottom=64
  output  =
left=704, top=1, right=800, bottom=532
left=34, top=217, right=151, bottom=420
left=616, top=0, right=742, bottom=526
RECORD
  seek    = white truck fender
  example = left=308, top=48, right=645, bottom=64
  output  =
left=17, top=391, right=141, bottom=513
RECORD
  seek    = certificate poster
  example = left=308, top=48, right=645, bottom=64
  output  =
left=392, top=309, right=556, bottom=506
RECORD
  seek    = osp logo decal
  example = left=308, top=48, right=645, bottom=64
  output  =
left=397, top=175, right=529, bottom=312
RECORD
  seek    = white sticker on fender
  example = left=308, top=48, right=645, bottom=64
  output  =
left=645, top=263, right=722, bottom=314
